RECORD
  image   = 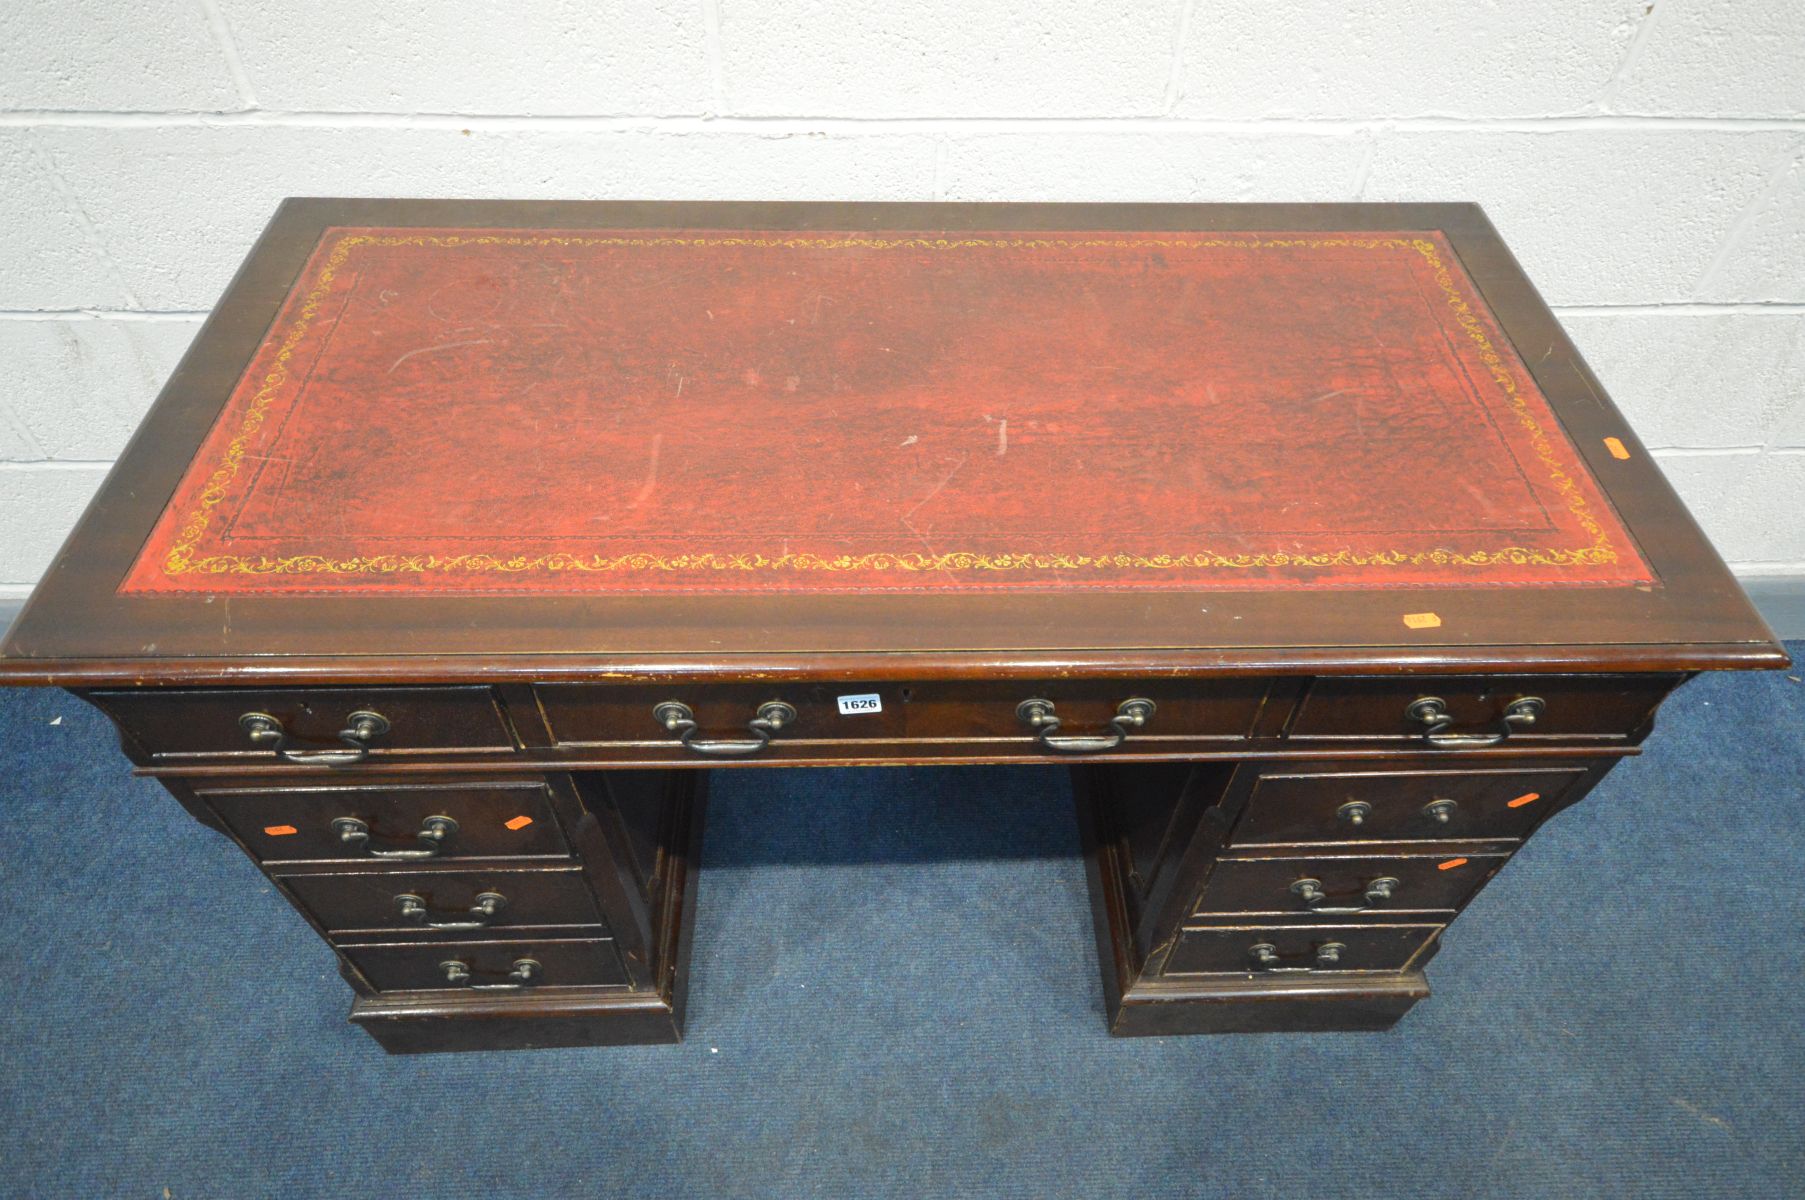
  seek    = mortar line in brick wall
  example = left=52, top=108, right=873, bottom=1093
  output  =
left=1551, top=303, right=1805, bottom=316
left=0, top=460, right=115, bottom=472
left=1649, top=447, right=1767, bottom=459
left=0, top=310, right=208, bottom=321
left=1353, top=129, right=1377, bottom=200
left=2, top=111, right=1803, bottom=133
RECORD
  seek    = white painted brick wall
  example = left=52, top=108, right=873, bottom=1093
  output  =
left=0, top=0, right=242, bottom=112
left=0, top=318, right=202, bottom=459
left=1174, top=1, right=1649, bottom=119
left=717, top=1, right=1174, bottom=117
left=219, top=0, right=712, bottom=116
left=2, top=0, right=1803, bottom=597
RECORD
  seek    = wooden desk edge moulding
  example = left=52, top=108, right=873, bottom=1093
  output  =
left=0, top=199, right=1786, bottom=1053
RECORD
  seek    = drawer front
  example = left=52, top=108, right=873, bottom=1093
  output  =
left=1288, top=674, right=1678, bottom=743
left=1194, top=851, right=1510, bottom=917
left=88, top=686, right=517, bottom=761
left=278, top=867, right=601, bottom=935
left=1165, top=923, right=1442, bottom=976
left=535, top=678, right=1271, bottom=755
left=199, top=781, right=570, bottom=863
left=340, top=937, right=628, bottom=993
left=1231, top=764, right=1594, bottom=846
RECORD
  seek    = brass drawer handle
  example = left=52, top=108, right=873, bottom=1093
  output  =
left=1407, top=696, right=1543, bottom=747
left=396, top=891, right=506, bottom=931
left=239, top=710, right=389, bottom=766
left=439, top=957, right=540, bottom=990
left=653, top=700, right=796, bottom=757
left=1290, top=876, right=1400, bottom=916
left=1249, top=941, right=1347, bottom=972
left=332, top=814, right=457, bottom=860
left=1337, top=800, right=1373, bottom=827
left=1016, top=698, right=1156, bottom=754
left=1422, top=798, right=1458, bottom=824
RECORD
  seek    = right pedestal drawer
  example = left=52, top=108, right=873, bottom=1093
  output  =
left=1193, top=850, right=1511, bottom=916
left=1220, top=757, right=1617, bottom=840
left=1227, top=761, right=1608, bottom=847
left=1165, top=923, right=1443, bottom=976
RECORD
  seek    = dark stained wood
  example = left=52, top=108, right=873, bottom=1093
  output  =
left=339, top=936, right=630, bottom=993
left=1105, top=972, right=1433, bottom=1037
left=1190, top=850, right=1512, bottom=916
left=1225, top=760, right=1602, bottom=846
left=535, top=677, right=1273, bottom=747
left=86, top=685, right=520, bottom=761
left=275, top=866, right=603, bottom=935
left=1163, top=923, right=1444, bottom=975
left=1075, top=741, right=1626, bottom=1034
left=0, top=201, right=1787, bottom=1050
left=349, top=989, right=683, bottom=1053
left=191, top=778, right=573, bottom=862
left=1285, top=673, right=1679, bottom=741
left=0, top=201, right=1786, bottom=684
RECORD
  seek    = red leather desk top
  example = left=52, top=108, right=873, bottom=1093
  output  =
left=124, top=227, right=1650, bottom=596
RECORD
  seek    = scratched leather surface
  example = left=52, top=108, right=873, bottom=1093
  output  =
left=122, top=228, right=1652, bottom=595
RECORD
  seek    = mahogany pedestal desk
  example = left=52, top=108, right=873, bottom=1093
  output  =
left=0, top=200, right=1786, bottom=1052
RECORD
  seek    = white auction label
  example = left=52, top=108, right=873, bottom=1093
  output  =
left=836, top=693, right=883, bottom=715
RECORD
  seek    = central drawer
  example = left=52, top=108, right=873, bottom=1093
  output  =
left=197, top=780, right=571, bottom=863
left=533, top=678, right=1272, bottom=756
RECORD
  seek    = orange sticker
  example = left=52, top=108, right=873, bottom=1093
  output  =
left=1437, top=857, right=1469, bottom=871
left=1604, top=436, right=1631, bottom=460
left=1507, top=792, right=1541, bottom=809
left=263, top=824, right=299, bottom=837
left=504, top=815, right=534, bottom=831
left=1403, top=612, right=1442, bottom=629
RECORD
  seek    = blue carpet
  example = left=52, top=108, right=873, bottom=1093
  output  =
left=1, top=657, right=1802, bottom=1199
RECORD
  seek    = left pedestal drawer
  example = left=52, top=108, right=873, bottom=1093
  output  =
left=340, top=936, right=630, bottom=993
left=195, top=780, right=571, bottom=863
left=276, top=866, right=602, bottom=935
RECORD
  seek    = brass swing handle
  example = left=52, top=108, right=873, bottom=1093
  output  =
left=239, top=710, right=389, bottom=766
left=440, top=957, right=540, bottom=990
left=396, top=891, right=506, bottom=931
left=1407, top=696, right=1544, bottom=747
left=1249, top=942, right=1347, bottom=972
left=653, top=700, right=797, bottom=757
left=1016, top=698, right=1156, bottom=754
left=1289, top=875, right=1401, bottom=915
left=332, top=814, right=457, bottom=860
